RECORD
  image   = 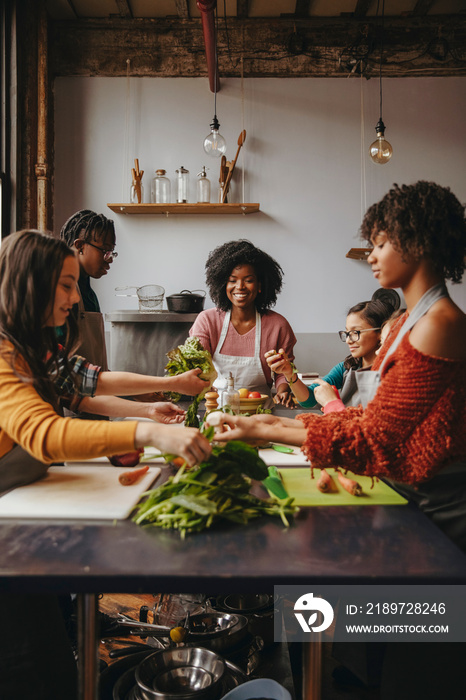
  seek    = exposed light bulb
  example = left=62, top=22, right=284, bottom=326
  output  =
left=203, top=115, right=227, bottom=158
left=369, top=118, right=393, bottom=164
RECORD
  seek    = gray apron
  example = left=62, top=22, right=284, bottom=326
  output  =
left=339, top=366, right=372, bottom=407
left=356, top=283, right=466, bottom=552
left=0, top=444, right=48, bottom=495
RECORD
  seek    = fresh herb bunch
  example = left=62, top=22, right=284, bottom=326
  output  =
left=165, top=336, right=217, bottom=427
left=133, top=441, right=298, bottom=538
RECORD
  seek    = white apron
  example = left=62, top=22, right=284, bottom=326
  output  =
left=212, top=310, right=270, bottom=398
left=355, top=283, right=466, bottom=551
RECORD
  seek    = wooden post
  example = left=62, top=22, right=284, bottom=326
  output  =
left=35, top=0, right=50, bottom=232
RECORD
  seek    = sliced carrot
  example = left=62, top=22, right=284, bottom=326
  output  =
left=337, top=470, right=363, bottom=496
left=317, top=468, right=338, bottom=493
left=119, top=464, right=150, bottom=486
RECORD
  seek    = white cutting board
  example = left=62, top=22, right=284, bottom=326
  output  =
left=258, top=445, right=309, bottom=467
left=0, top=465, right=161, bottom=520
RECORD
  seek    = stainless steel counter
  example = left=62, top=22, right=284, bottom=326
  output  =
left=105, top=310, right=199, bottom=376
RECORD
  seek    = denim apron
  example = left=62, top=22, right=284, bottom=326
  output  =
left=356, top=283, right=466, bottom=552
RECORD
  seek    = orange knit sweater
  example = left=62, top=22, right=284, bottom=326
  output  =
left=298, top=330, right=466, bottom=485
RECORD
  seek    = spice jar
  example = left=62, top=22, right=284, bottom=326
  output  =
left=151, top=169, right=171, bottom=204
left=175, top=166, right=189, bottom=203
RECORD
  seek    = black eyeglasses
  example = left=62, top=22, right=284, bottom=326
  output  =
left=86, top=241, right=118, bottom=261
left=339, top=328, right=381, bottom=342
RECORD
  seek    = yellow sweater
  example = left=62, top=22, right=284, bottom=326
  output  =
left=0, top=345, right=137, bottom=463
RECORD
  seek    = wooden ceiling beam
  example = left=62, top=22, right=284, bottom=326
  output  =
left=49, top=16, right=466, bottom=78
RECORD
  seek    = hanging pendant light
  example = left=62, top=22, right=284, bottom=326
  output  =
left=203, top=6, right=226, bottom=158
left=369, top=0, right=393, bottom=164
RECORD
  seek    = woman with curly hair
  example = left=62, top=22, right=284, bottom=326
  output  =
left=189, top=239, right=296, bottom=406
left=216, top=181, right=466, bottom=549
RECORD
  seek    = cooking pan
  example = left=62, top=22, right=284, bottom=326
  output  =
left=166, top=290, right=206, bottom=314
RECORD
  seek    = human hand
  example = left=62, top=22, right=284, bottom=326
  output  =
left=171, top=368, right=210, bottom=396
left=273, top=387, right=295, bottom=408
left=313, top=380, right=340, bottom=407
left=212, top=413, right=281, bottom=444
left=147, top=402, right=185, bottom=424
left=135, top=423, right=212, bottom=467
left=264, top=348, right=292, bottom=378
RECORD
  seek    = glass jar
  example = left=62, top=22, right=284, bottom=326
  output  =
left=196, top=167, right=211, bottom=203
left=175, top=166, right=189, bottom=203
left=130, top=180, right=144, bottom=204
left=151, top=169, right=171, bottom=204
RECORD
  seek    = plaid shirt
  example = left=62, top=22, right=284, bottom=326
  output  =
left=51, top=346, right=101, bottom=412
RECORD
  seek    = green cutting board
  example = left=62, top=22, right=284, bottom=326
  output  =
left=276, top=468, right=408, bottom=506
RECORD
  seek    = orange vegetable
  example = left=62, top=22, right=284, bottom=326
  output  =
left=119, top=464, right=150, bottom=486
left=337, top=470, right=363, bottom=496
left=171, top=457, right=186, bottom=468
left=317, top=468, right=338, bottom=493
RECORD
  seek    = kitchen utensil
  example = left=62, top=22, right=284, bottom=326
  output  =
left=135, top=647, right=225, bottom=700
left=131, top=158, right=144, bottom=203
left=222, top=130, right=246, bottom=203
left=277, top=468, right=409, bottom=506
left=115, top=285, right=165, bottom=312
left=262, top=466, right=289, bottom=500
left=260, top=444, right=295, bottom=454
left=0, top=465, right=161, bottom=520
left=166, top=290, right=206, bottom=314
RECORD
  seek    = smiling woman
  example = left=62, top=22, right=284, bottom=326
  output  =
left=189, top=240, right=297, bottom=407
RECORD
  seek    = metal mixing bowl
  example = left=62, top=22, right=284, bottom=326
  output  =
left=135, top=647, right=225, bottom=700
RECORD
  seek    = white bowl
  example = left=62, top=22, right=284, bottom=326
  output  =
left=221, top=678, right=292, bottom=700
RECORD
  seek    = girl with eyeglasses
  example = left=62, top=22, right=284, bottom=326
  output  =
left=265, top=291, right=399, bottom=409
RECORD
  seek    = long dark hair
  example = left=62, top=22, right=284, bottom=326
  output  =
left=205, top=239, right=284, bottom=313
left=0, top=230, right=79, bottom=408
left=343, top=290, right=400, bottom=370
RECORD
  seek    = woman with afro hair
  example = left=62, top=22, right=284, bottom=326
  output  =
left=216, top=182, right=466, bottom=550
left=190, top=240, right=296, bottom=406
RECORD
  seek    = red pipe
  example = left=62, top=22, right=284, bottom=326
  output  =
left=197, top=0, right=220, bottom=93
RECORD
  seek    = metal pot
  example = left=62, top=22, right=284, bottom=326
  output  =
left=166, top=290, right=206, bottom=314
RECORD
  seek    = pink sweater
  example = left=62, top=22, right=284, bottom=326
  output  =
left=189, top=308, right=296, bottom=389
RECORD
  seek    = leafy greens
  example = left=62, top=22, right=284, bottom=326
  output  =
left=133, top=440, right=298, bottom=538
left=165, top=336, right=217, bottom=427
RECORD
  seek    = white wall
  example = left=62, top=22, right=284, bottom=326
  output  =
left=54, top=76, right=466, bottom=334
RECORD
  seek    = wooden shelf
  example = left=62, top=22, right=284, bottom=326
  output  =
left=346, top=247, right=372, bottom=260
left=107, top=203, right=260, bottom=216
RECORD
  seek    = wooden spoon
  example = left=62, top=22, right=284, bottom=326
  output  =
left=222, top=130, right=246, bottom=203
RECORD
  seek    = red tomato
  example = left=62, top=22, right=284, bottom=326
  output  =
left=248, top=391, right=262, bottom=399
